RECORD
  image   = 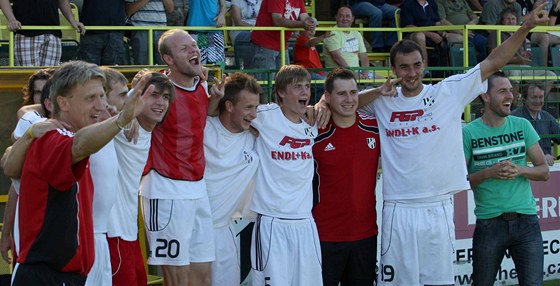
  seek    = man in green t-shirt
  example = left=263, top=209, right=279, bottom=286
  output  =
left=462, top=71, right=549, bottom=285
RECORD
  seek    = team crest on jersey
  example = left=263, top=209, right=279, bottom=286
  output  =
left=243, top=151, right=254, bottom=164
left=304, top=127, right=316, bottom=138
left=367, top=138, right=376, bottom=149
left=423, top=95, right=435, bottom=107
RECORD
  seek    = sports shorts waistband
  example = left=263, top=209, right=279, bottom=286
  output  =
left=384, top=194, right=453, bottom=208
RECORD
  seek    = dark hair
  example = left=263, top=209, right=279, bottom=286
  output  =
left=325, top=68, right=356, bottom=94
left=22, top=68, right=55, bottom=106
left=218, top=73, right=261, bottom=114
left=497, top=7, right=519, bottom=25
left=40, top=78, right=53, bottom=118
left=522, top=83, right=545, bottom=99
left=390, top=40, right=424, bottom=67
left=143, top=73, right=176, bottom=101
left=337, top=5, right=353, bottom=16
left=487, top=71, right=508, bottom=91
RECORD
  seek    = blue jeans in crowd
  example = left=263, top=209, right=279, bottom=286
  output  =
left=472, top=214, right=543, bottom=286
left=350, top=1, right=397, bottom=49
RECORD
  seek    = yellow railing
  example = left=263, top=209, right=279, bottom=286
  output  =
left=2, top=23, right=560, bottom=68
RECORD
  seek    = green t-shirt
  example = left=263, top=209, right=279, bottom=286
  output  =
left=463, top=116, right=540, bottom=219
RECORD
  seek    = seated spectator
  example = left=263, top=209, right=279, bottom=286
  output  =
left=467, top=0, right=485, bottom=11
left=187, top=0, right=227, bottom=65
left=512, top=84, right=560, bottom=166
left=230, top=0, right=263, bottom=69
left=295, top=29, right=327, bottom=80
left=546, top=2, right=560, bottom=51
left=251, top=0, right=315, bottom=72
left=436, top=0, right=487, bottom=63
left=481, top=0, right=549, bottom=65
left=399, top=0, right=451, bottom=69
left=488, top=7, right=556, bottom=97
left=78, top=0, right=126, bottom=65
left=323, top=6, right=371, bottom=79
left=480, top=0, right=522, bottom=25
left=125, top=0, right=173, bottom=65
left=0, top=0, right=85, bottom=66
left=348, top=0, right=398, bottom=52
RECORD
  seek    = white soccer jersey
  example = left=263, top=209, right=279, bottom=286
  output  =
left=362, top=65, right=487, bottom=201
left=107, top=128, right=151, bottom=241
left=250, top=104, right=318, bottom=219
left=13, top=111, right=46, bottom=139
left=90, top=140, right=118, bottom=233
left=203, top=117, right=259, bottom=228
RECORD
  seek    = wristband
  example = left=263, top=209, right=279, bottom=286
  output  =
left=115, top=113, right=126, bottom=130
left=27, top=124, right=35, bottom=139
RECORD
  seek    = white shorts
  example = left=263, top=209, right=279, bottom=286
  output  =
left=85, top=233, right=112, bottom=286
left=378, top=199, right=456, bottom=286
left=251, top=215, right=322, bottom=286
left=141, top=196, right=215, bottom=266
left=211, top=224, right=240, bottom=286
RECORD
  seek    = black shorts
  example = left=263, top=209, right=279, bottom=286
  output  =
left=320, top=235, right=378, bottom=286
left=12, top=263, right=86, bottom=286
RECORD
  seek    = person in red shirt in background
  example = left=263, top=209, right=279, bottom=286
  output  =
left=294, top=28, right=329, bottom=101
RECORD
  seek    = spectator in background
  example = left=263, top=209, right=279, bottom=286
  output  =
left=166, top=0, right=188, bottom=26
left=294, top=28, right=327, bottom=101
left=230, top=0, right=263, bottom=45
left=0, top=0, right=85, bottom=66
left=488, top=7, right=556, bottom=97
left=512, top=84, right=560, bottom=166
left=323, top=6, right=371, bottom=79
left=187, top=0, right=227, bottom=65
left=399, top=0, right=451, bottom=69
left=480, top=0, right=522, bottom=24
left=294, top=29, right=327, bottom=80
left=436, top=0, right=488, bottom=63
left=77, top=0, right=126, bottom=65
left=547, top=1, right=560, bottom=45
left=230, top=0, right=263, bottom=69
left=251, top=0, right=315, bottom=71
left=467, top=0, right=485, bottom=11
left=21, top=68, right=55, bottom=106
left=125, top=0, right=173, bottom=65
left=348, top=0, right=398, bottom=52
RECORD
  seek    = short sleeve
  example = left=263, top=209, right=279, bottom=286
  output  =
left=33, top=130, right=89, bottom=191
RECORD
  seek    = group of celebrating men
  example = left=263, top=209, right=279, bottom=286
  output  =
left=0, top=2, right=553, bottom=286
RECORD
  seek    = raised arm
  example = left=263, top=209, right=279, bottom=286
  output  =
left=71, top=80, right=151, bottom=164
left=479, top=1, right=549, bottom=81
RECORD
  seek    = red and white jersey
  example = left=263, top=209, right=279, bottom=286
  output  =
left=250, top=104, right=318, bottom=219
left=144, top=77, right=209, bottom=182
left=89, top=140, right=118, bottom=234
left=361, top=64, right=487, bottom=201
left=18, top=129, right=94, bottom=275
left=203, top=117, right=259, bottom=228
left=141, top=77, right=209, bottom=199
left=312, top=111, right=380, bottom=242
left=108, top=128, right=151, bottom=241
